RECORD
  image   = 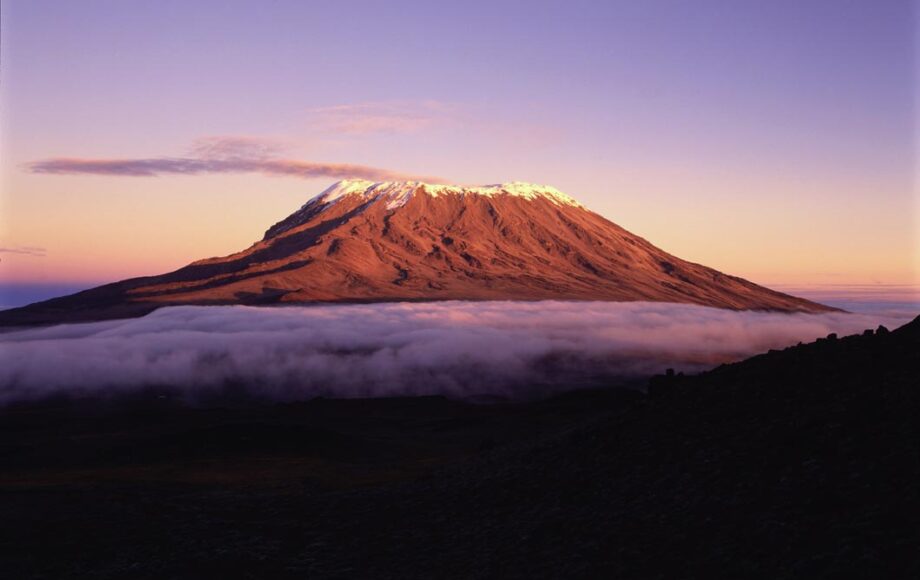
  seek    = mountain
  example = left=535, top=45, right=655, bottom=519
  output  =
left=0, top=180, right=833, bottom=325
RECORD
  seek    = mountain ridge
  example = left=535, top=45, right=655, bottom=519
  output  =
left=0, top=180, right=835, bottom=326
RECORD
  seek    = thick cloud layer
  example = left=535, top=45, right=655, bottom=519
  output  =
left=0, top=301, right=911, bottom=405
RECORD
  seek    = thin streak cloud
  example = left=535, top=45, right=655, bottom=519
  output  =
left=0, top=246, right=46, bottom=257
left=25, top=137, right=444, bottom=182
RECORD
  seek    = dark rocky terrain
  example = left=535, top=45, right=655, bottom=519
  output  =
left=0, top=180, right=832, bottom=327
left=0, top=315, right=916, bottom=578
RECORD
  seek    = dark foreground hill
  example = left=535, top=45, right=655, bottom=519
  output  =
left=0, top=315, right=917, bottom=578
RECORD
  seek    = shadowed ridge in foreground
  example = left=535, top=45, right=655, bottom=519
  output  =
left=0, top=180, right=835, bottom=327
left=0, top=316, right=916, bottom=577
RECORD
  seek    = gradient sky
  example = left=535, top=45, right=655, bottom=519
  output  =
left=1, top=0, right=916, bottom=294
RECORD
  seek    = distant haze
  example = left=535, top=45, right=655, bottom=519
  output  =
left=0, top=283, right=97, bottom=311
left=0, top=301, right=912, bottom=405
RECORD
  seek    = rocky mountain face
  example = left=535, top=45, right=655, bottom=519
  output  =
left=0, top=180, right=833, bottom=325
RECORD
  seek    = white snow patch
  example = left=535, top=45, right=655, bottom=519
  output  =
left=306, top=179, right=585, bottom=211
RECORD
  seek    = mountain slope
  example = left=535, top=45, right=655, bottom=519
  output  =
left=0, top=180, right=833, bottom=325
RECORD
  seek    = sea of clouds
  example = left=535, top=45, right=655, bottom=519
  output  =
left=0, top=301, right=914, bottom=405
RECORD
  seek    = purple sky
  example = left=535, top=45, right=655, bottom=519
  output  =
left=0, top=0, right=916, bottom=293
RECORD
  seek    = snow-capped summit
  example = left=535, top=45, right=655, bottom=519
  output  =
left=309, top=179, right=583, bottom=211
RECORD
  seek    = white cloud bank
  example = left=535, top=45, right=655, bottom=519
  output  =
left=0, top=301, right=912, bottom=405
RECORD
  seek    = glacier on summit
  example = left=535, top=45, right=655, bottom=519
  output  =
left=309, top=179, right=585, bottom=211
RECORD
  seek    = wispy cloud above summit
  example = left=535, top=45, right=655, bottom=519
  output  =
left=305, top=100, right=562, bottom=149
left=308, top=101, right=459, bottom=135
left=187, top=135, right=291, bottom=160
left=26, top=136, right=443, bottom=182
